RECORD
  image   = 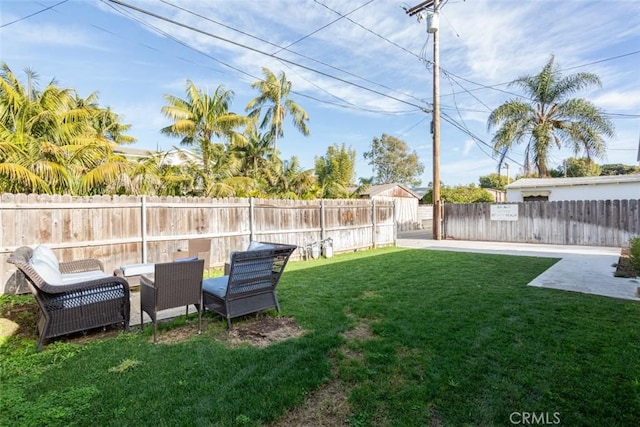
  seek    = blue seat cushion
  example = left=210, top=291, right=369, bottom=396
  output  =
left=247, top=241, right=275, bottom=251
left=202, top=276, right=229, bottom=298
left=174, top=256, right=199, bottom=263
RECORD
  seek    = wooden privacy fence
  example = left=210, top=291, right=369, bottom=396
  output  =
left=443, top=199, right=640, bottom=247
left=1, top=194, right=395, bottom=294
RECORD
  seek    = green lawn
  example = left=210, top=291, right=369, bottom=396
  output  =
left=2, top=247, right=640, bottom=426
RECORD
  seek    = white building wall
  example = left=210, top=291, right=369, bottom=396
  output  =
left=507, top=181, right=640, bottom=202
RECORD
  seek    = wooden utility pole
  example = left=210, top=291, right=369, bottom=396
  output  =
left=432, top=0, right=441, bottom=239
left=406, top=0, right=441, bottom=239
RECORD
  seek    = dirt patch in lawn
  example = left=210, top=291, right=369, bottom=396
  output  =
left=272, top=376, right=351, bottom=427
left=217, top=316, right=306, bottom=348
left=272, top=319, right=377, bottom=426
left=614, top=248, right=639, bottom=278
left=342, top=322, right=375, bottom=341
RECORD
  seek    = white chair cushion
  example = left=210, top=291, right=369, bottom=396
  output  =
left=29, top=257, right=64, bottom=285
left=119, top=263, right=155, bottom=277
left=32, top=245, right=59, bottom=271
left=61, top=270, right=110, bottom=285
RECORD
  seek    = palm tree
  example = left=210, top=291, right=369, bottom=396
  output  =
left=161, top=81, right=249, bottom=172
left=246, top=67, right=309, bottom=153
left=232, top=127, right=274, bottom=179
left=487, top=55, right=614, bottom=177
left=0, top=63, right=135, bottom=195
left=263, top=156, right=318, bottom=199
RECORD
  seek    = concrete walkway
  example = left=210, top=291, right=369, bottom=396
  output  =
left=396, top=230, right=640, bottom=302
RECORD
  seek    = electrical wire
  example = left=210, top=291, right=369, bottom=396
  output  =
left=151, top=0, right=428, bottom=110
left=275, top=0, right=374, bottom=54
left=104, top=0, right=424, bottom=114
left=0, top=0, right=69, bottom=28
left=313, top=0, right=422, bottom=60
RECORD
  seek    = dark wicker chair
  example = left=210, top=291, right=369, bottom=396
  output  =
left=202, top=242, right=296, bottom=328
left=7, top=246, right=130, bottom=351
left=140, top=259, right=205, bottom=343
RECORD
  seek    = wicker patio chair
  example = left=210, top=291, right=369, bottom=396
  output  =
left=7, top=246, right=130, bottom=351
left=140, top=259, right=205, bottom=343
left=202, top=242, right=296, bottom=328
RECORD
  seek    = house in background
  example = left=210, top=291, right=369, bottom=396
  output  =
left=506, top=175, right=640, bottom=202
left=356, top=183, right=421, bottom=231
left=113, top=145, right=153, bottom=161
left=484, top=188, right=506, bottom=202
left=113, top=146, right=200, bottom=166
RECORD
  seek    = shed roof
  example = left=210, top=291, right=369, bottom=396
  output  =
left=506, top=175, right=640, bottom=189
left=358, top=183, right=421, bottom=199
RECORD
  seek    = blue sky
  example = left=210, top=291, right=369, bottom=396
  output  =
left=1, top=0, right=639, bottom=187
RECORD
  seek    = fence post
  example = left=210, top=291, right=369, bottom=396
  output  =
left=141, top=195, right=147, bottom=263
left=372, top=199, right=377, bottom=248
left=320, top=199, right=326, bottom=241
left=393, top=200, right=397, bottom=242
left=249, top=197, right=255, bottom=242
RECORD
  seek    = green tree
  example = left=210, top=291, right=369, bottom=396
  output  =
left=488, top=55, right=614, bottom=177
left=479, top=173, right=509, bottom=190
left=423, top=184, right=493, bottom=204
left=557, top=157, right=601, bottom=177
left=600, top=163, right=640, bottom=176
left=232, top=127, right=274, bottom=179
left=0, top=63, right=133, bottom=195
left=246, top=67, right=309, bottom=153
left=263, top=157, right=318, bottom=199
left=161, top=81, right=248, bottom=179
left=363, top=133, right=424, bottom=186
left=314, top=143, right=356, bottom=198
left=127, top=150, right=195, bottom=196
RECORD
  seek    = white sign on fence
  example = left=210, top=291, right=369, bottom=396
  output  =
left=490, top=204, right=518, bottom=221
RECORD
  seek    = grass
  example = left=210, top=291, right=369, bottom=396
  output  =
left=2, top=247, right=640, bottom=426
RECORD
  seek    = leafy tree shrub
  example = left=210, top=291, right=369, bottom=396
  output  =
left=422, top=184, right=494, bottom=204
left=479, top=173, right=509, bottom=190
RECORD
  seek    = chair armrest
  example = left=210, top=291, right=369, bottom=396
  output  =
left=59, top=258, right=104, bottom=274
left=140, top=275, right=155, bottom=289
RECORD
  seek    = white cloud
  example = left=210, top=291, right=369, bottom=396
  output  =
left=462, top=139, right=475, bottom=155
left=591, top=90, right=640, bottom=110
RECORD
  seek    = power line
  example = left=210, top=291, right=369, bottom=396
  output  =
left=439, top=50, right=640, bottom=101
left=156, top=0, right=411, bottom=113
left=132, top=0, right=427, bottom=111
left=562, top=50, right=640, bottom=71
left=275, top=0, right=374, bottom=54
left=314, top=0, right=422, bottom=59
left=104, top=0, right=422, bottom=115
left=0, top=0, right=69, bottom=28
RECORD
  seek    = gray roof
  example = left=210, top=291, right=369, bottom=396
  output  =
left=506, top=175, right=640, bottom=189
left=359, top=183, right=421, bottom=199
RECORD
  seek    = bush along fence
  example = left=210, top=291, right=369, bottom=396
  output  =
left=1, top=194, right=396, bottom=294
left=443, top=199, right=640, bottom=247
